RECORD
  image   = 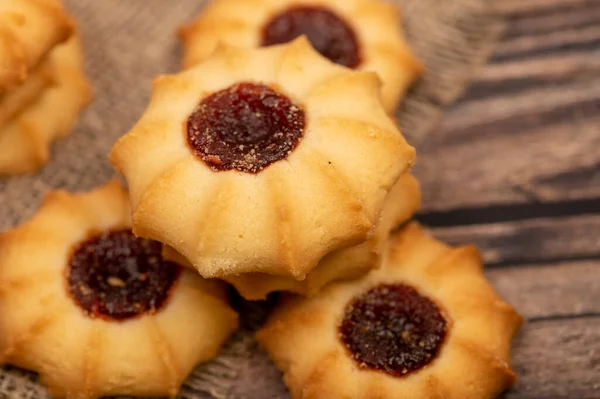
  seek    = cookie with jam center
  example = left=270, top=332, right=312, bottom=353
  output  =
left=179, top=0, right=423, bottom=113
left=0, top=180, right=238, bottom=399
left=257, top=222, right=522, bottom=399
left=110, top=37, right=415, bottom=282
left=165, top=172, right=421, bottom=300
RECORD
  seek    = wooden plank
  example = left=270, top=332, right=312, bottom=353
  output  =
left=415, top=88, right=600, bottom=210
left=505, top=316, right=600, bottom=399
left=486, top=261, right=600, bottom=320
left=472, top=52, right=600, bottom=92
left=494, top=0, right=592, bottom=15
left=429, top=215, right=600, bottom=265
left=414, top=0, right=600, bottom=212
left=493, top=24, right=600, bottom=62
left=502, top=2, right=600, bottom=39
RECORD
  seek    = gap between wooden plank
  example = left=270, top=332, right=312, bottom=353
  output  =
left=528, top=312, right=600, bottom=323
left=418, top=197, right=600, bottom=227
left=486, top=254, right=600, bottom=269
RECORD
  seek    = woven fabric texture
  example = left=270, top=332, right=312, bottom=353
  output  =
left=0, top=0, right=502, bottom=398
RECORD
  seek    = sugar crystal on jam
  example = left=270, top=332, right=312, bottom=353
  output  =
left=340, top=284, right=447, bottom=376
left=187, top=82, right=304, bottom=173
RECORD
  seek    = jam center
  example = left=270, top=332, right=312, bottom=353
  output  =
left=187, top=82, right=304, bottom=173
left=262, top=6, right=361, bottom=68
left=339, top=284, right=447, bottom=377
left=67, top=229, right=180, bottom=321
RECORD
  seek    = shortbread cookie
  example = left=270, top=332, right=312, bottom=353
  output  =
left=110, top=38, right=415, bottom=281
left=222, top=173, right=420, bottom=299
left=180, top=0, right=422, bottom=113
left=0, top=180, right=238, bottom=399
left=258, top=222, right=522, bottom=399
left=0, top=55, right=53, bottom=128
left=0, top=0, right=73, bottom=90
left=0, top=35, right=92, bottom=176
left=163, top=173, right=419, bottom=299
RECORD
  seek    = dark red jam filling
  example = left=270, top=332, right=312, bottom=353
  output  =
left=262, top=6, right=361, bottom=68
left=67, top=229, right=180, bottom=321
left=187, top=82, right=304, bottom=173
left=339, top=284, right=447, bottom=377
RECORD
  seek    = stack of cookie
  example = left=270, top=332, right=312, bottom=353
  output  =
left=0, top=0, right=91, bottom=176
left=0, top=1, right=522, bottom=398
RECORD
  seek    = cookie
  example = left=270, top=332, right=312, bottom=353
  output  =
left=0, top=55, right=53, bottom=129
left=221, top=173, right=420, bottom=299
left=163, top=173, right=420, bottom=299
left=110, top=37, right=415, bottom=281
left=0, top=35, right=92, bottom=176
left=0, top=180, right=239, bottom=399
left=180, top=0, right=423, bottom=113
left=258, top=222, right=522, bottom=399
left=0, top=0, right=73, bottom=91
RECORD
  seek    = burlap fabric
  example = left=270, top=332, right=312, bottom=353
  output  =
left=0, top=0, right=503, bottom=398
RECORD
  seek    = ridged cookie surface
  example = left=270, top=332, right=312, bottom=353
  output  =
left=111, top=38, right=415, bottom=281
left=258, top=222, right=522, bottom=399
left=221, top=173, right=421, bottom=299
left=0, top=181, right=238, bottom=399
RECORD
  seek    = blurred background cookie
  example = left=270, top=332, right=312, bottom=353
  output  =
left=180, top=0, right=423, bottom=113
left=0, top=1, right=91, bottom=176
left=0, top=0, right=73, bottom=90
left=0, top=36, right=92, bottom=176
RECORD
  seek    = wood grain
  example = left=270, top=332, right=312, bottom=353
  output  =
left=505, top=316, right=600, bottom=399
left=486, top=260, right=600, bottom=320
left=429, top=214, right=600, bottom=266
left=415, top=0, right=600, bottom=212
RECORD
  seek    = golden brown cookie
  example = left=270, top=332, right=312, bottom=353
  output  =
left=0, top=55, right=53, bottom=128
left=0, top=180, right=239, bottom=399
left=180, top=0, right=422, bottom=113
left=221, top=173, right=420, bottom=299
left=0, top=35, right=92, bottom=176
left=110, top=37, right=415, bottom=281
left=258, top=222, right=522, bottom=399
left=0, top=0, right=73, bottom=90
left=163, top=173, right=420, bottom=299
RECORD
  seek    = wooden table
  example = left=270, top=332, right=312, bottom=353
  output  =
left=414, top=0, right=600, bottom=397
